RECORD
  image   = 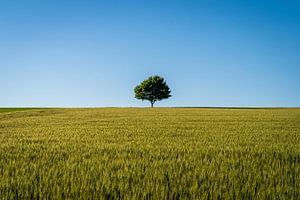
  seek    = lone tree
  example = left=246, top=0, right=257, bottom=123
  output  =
left=134, top=75, right=171, bottom=108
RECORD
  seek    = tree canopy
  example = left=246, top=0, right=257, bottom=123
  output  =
left=134, top=75, right=171, bottom=107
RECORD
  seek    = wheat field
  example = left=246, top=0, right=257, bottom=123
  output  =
left=0, top=108, right=299, bottom=199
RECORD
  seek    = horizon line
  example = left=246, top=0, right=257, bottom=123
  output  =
left=1, top=106, right=300, bottom=109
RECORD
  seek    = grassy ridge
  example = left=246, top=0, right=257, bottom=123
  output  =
left=0, top=108, right=46, bottom=113
left=0, top=108, right=300, bottom=199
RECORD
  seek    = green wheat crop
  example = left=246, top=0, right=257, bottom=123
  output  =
left=0, top=108, right=299, bottom=199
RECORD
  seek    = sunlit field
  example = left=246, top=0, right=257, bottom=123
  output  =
left=0, top=108, right=299, bottom=199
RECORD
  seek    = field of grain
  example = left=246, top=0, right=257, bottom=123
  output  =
left=0, top=108, right=299, bottom=199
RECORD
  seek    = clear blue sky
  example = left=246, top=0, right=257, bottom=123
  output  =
left=0, top=0, right=299, bottom=107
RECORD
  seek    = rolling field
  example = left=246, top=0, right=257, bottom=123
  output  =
left=0, top=108, right=41, bottom=113
left=0, top=108, right=300, bottom=199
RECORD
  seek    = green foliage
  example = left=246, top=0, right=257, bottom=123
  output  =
left=0, top=108, right=300, bottom=199
left=134, top=75, right=171, bottom=107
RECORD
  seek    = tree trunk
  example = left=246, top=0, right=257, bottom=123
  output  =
left=151, top=101, right=154, bottom=108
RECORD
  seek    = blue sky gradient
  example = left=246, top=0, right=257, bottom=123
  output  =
left=1, top=0, right=299, bottom=107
